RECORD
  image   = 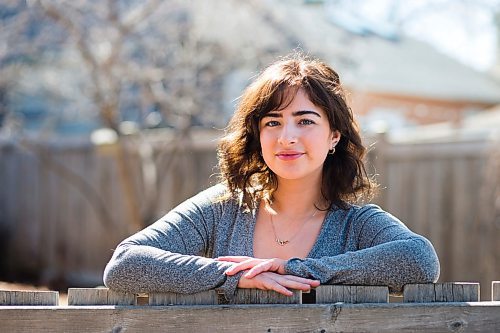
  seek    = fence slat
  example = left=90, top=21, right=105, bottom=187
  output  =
left=404, top=282, right=479, bottom=302
left=315, top=285, right=389, bottom=304
left=148, top=291, right=217, bottom=305
left=492, top=281, right=500, bottom=301
left=231, top=289, right=301, bottom=304
left=68, top=288, right=136, bottom=305
left=0, top=290, right=59, bottom=305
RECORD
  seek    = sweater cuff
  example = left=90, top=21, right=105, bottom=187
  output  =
left=285, top=257, right=307, bottom=276
left=215, top=271, right=244, bottom=302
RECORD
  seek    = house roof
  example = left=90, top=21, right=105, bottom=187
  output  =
left=389, top=104, right=500, bottom=143
left=190, top=0, right=500, bottom=104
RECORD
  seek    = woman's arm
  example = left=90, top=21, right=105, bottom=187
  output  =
left=284, top=205, right=440, bottom=292
left=222, top=205, right=440, bottom=292
left=103, top=185, right=319, bottom=298
left=103, top=186, right=241, bottom=298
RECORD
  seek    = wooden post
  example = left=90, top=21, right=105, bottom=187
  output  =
left=231, top=289, right=301, bottom=304
left=149, top=291, right=218, bottom=306
left=68, top=288, right=136, bottom=305
left=403, top=283, right=480, bottom=302
left=315, top=285, right=389, bottom=304
left=0, top=290, right=59, bottom=305
left=492, top=281, right=500, bottom=301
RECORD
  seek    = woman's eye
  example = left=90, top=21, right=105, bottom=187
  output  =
left=299, top=119, right=315, bottom=125
left=265, top=120, right=280, bottom=127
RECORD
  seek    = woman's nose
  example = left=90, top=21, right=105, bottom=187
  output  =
left=277, top=124, right=298, bottom=145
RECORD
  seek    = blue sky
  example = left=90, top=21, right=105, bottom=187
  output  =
left=356, top=0, right=499, bottom=71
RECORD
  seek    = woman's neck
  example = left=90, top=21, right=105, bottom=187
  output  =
left=271, top=179, right=324, bottom=216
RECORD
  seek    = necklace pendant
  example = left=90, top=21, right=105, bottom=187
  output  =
left=276, top=238, right=289, bottom=246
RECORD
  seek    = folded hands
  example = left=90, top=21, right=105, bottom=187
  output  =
left=216, top=256, right=319, bottom=296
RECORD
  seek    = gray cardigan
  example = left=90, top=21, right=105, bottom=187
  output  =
left=103, top=184, right=440, bottom=299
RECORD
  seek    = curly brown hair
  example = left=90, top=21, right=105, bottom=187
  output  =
left=217, top=54, right=376, bottom=210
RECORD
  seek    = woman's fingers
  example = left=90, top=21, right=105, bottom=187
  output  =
left=270, top=274, right=317, bottom=291
left=223, top=259, right=261, bottom=275
left=263, top=278, right=294, bottom=296
left=220, top=257, right=320, bottom=291
left=218, top=256, right=264, bottom=275
left=261, top=273, right=314, bottom=295
left=239, top=272, right=294, bottom=296
left=237, top=271, right=320, bottom=296
left=222, top=257, right=286, bottom=277
left=244, top=259, right=286, bottom=278
left=244, top=261, right=274, bottom=278
left=282, top=274, right=321, bottom=287
left=216, top=256, right=252, bottom=263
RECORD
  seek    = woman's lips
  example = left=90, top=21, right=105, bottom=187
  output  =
left=276, top=152, right=304, bottom=160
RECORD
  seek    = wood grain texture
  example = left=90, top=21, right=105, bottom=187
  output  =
left=68, top=288, right=136, bottom=305
left=148, top=289, right=299, bottom=305
left=0, top=291, right=59, bottom=306
left=1, top=302, right=499, bottom=332
left=315, top=285, right=389, bottom=304
left=492, top=281, right=500, bottom=301
left=404, top=283, right=480, bottom=302
left=231, top=289, right=301, bottom=304
left=149, top=291, right=217, bottom=305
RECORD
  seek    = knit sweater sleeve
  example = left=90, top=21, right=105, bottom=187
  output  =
left=284, top=204, right=440, bottom=292
left=102, top=185, right=241, bottom=300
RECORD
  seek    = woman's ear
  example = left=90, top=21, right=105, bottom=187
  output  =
left=331, top=130, right=341, bottom=146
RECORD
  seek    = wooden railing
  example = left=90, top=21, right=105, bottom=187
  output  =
left=1, top=282, right=500, bottom=332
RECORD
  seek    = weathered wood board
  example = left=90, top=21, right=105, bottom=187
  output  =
left=404, top=282, right=479, bottom=302
left=315, top=285, right=389, bottom=304
left=1, top=302, right=499, bottom=333
left=68, top=288, right=136, bottom=306
left=0, top=291, right=59, bottom=306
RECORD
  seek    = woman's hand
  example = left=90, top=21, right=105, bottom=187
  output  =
left=237, top=271, right=319, bottom=296
left=216, top=256, right=320, bottom=296
left=217, top=256, right=287, bottom=278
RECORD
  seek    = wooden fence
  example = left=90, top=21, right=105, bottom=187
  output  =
left=366, top=133, right=500, bottom=300
left=0, top=133, right=219, bottom=287
left=1, top=282, right=500, bottom=332
left=1, top=131, right=499, bottom=300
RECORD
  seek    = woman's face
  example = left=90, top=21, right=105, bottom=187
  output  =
left=259, top=88, right=340, bottom=184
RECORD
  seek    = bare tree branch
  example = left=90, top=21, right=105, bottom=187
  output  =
left=18, top=139, right=115, bottom=229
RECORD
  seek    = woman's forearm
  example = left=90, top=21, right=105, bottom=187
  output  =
left=103, top=243, right=240, bottom=296
left=285, top=237, right=440, bottom=292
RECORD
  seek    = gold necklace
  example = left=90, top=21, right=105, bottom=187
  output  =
left=269, top=208, right=318, bottom=246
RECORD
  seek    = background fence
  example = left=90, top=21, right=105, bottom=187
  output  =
left=0, top=132, right=219, bottom=288
left=367, top=133, right=500, bottom=300
left=0, top=130, right=499, bottom=299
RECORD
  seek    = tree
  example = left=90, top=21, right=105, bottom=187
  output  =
left=0, top=0, right=233, bottom=231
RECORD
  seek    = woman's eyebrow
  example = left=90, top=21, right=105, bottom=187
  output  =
left=262, top=110, right=321, bottom=118
left=293, top=110, right=321, bottom=117
left=261, top=111, right=282, bottom=118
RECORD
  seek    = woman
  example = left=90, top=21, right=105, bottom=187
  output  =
left=103, top=55, right=440, bottom=300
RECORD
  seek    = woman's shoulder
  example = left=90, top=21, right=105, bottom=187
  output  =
left=346, top=203, right=386, bottom=215
left=160, top=184, right=240, bottom=226
left=331, top=202, right=401, bottom=226
left=328, top=203, right=411, bottom=245
left=182, top=183, right=240, bottom=211
left=332, top=202, right=385, bottom=216
left=197, top=183, right=230, bottom=200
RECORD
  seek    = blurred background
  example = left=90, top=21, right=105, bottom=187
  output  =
left=1, top=0, right=499, bottom=300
